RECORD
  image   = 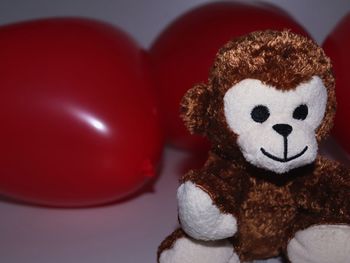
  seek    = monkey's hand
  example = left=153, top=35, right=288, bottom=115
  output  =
left=177, top=181, right=237, bottom=241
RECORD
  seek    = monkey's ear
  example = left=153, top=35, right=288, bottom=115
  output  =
left=180, top=83, right=211, bottom=135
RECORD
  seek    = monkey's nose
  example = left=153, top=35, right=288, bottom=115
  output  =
left=273, top=124, right=293, bottom=137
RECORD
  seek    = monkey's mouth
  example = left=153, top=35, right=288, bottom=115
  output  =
left=260, top=146, right=308, bottom=163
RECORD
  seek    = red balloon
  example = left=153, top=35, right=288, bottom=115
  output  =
left=150, top=2, right=309, bottom=152
left=0, top=18, right=163, bottom=207
left=323, top=14, right=350, bottom=154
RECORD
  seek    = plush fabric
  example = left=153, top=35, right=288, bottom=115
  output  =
left=159, top=233, right=239, bottom=263
left=223, top=76, right=327, bottom=174
left=158, top=30, right=349, bottom=263
left=287, top=224, right=350, bottom=263
left=177, top=181, right=237, bottom=240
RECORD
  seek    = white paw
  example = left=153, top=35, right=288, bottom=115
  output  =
left=159, top=236, right=240, bottom=263
left=177, top=181, right=237, bottom=241
left=287, top=224, right=350, bottom=263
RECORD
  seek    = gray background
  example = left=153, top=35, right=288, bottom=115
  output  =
left=1, top=0, right=350, bottom=46
left=0, top=1, right=350, bottom=263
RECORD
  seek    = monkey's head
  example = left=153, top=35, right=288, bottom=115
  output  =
left=181, top=30, right=336, bottom=174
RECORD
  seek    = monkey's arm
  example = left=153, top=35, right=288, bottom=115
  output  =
left=177, top=153, right=246, bottom=241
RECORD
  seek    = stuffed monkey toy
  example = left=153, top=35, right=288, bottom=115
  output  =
left=157, top=30, right=350, bottom=263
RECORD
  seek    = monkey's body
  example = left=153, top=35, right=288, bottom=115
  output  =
left=159, top=153, right=350, bottom=262
left=158, top=30, right=350, bottom=262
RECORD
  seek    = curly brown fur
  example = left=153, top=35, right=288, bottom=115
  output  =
left=181, top=30, right=336, bottom=158
left=180, top=83, right=211, bottom=135
left=159, top=30, right=348, bottom=262
left=159, top=154, right=350, bottom=262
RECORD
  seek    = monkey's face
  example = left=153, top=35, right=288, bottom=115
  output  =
left=223, top=76, right=327, bottom=174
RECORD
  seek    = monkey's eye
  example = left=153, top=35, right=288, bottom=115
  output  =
left=251, top=105, right=270, bottom=123
left=293, top=104, right=308, bottom=120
